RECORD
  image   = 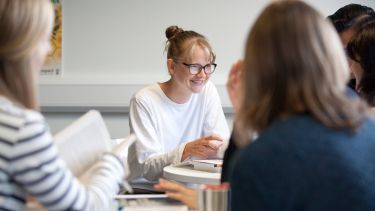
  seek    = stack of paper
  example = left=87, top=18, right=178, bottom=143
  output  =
left=191, top=160, right=222, bottom=172
left=177, top=159, right=223, bottom=173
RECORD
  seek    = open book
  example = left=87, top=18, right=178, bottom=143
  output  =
left=54, top=110, right=112, bottom=177
left=54, top=110, right=137, bottom=193
left=176, top=159, right=223, bottom=173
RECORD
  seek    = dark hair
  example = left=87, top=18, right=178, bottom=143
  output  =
left=164, top=25, right=215, bottom=63
left=328, top=4, right=375, bottom=33
left=165, top=25, right=184, bottom=40
left=347, top=18, right=375, bottom=106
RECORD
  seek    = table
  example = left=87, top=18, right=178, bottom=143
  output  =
left=163, top=165, right=221, bottom=185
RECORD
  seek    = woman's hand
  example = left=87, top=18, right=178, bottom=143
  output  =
left=182, top=135, right=223, bottom=161
left=227, top=60, right=244, bottom=114
left=154, top=179, right=197, bottom=209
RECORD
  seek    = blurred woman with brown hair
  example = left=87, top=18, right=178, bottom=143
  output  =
left=230, top=0, right=375, bottom=210
left=346, top=18, right=375, bottom=111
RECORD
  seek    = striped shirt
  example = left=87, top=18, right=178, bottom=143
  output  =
left=0, top=97, right=124, bottom=211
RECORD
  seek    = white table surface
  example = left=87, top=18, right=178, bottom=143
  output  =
left=163, top=165, right=221, bottom=185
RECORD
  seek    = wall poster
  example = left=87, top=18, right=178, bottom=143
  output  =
left=41, top=0, right=62, bottom=76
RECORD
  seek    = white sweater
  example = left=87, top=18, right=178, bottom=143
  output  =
left=129, top=81, right=230, bottom=181
left=0, top=97, right=124, bottom=211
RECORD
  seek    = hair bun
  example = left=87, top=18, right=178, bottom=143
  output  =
left=165, top=25, right=184, bottom=40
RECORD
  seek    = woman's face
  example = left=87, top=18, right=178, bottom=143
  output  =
left=31, top=34, right=52, bottom=76
left=340, top=28, right=355, bottom=48
left=349, top=57, right=364, bottom=90
left=341, top=29, right=356, bottom=80
left=171, top=45, right=212, bottom=94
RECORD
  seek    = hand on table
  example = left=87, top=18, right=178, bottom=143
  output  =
left=182, top=135, right=223, bottom=161
left=154, top=178, right=197, bottom=209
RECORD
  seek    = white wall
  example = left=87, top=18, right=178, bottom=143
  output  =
left=46, top=112, right=235, bottom=139
left=41, top=0, right=375, bottom=138
left=41, top=0, right=375, bottom=84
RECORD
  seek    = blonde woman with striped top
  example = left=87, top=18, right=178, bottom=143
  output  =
left=0, top=1, right=127, bottom=210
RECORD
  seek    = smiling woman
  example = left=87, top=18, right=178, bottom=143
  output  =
left=128, top=25, right=230, bottom=186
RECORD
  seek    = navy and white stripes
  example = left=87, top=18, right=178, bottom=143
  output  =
left=0, top=97, right=124, bottom=210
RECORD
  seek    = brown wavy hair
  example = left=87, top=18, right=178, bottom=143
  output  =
left=236, top=0, right=366, bottom=145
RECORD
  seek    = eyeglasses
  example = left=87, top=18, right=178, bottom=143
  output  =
left=181, top=62, right=217, bottom=75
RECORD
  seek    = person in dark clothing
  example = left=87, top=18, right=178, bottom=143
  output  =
left=328, top=4, right=375, bottom=90
left=346, top=17, right=375, bottom=110
left=328, top=3, right=374, bottom=46
left=220, top=134, right=238, bottom=183
left=229, top=1, right=375, bottom=210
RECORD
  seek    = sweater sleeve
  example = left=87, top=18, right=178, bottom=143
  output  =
left=129, top=96, right=185, bottom=181
left=203, top=82, right=231, bottom=157
left=11, top=119, right=124, bottom=211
